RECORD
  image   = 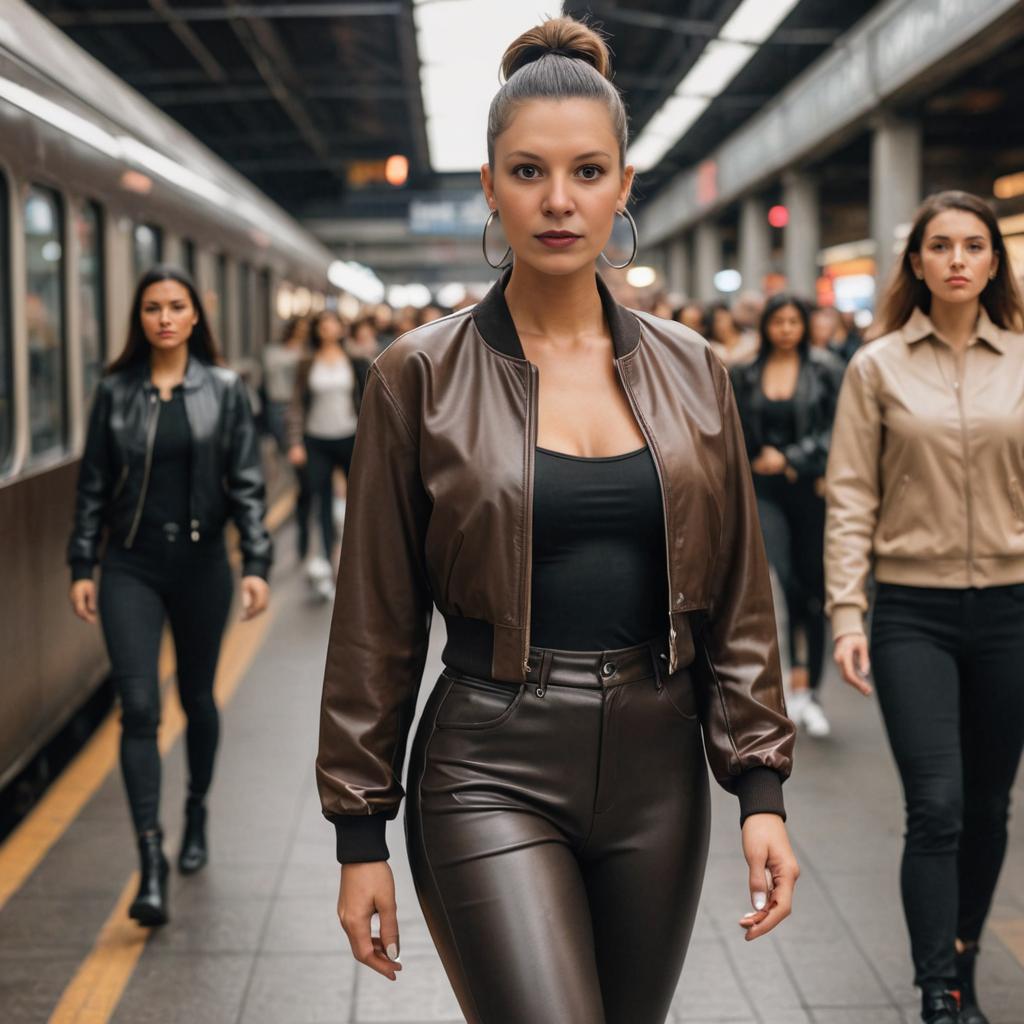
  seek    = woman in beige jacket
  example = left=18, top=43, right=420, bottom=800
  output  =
left=825, top=190, right=1024, bottom=1024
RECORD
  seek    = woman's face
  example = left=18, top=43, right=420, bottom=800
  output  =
left=317, top=314, right=344, bottom=346
left=765, top=304, right=804, bottom=352
left=678, top=304, right=702, bottom=331
left=712, top=307, right=734, bottom=340
left=140, top=280, right=198, bottom=353
left=810, top=308, right=837, bottom=348
left=481, top=97, right=633, bottom=277
left=910, top=208, right=998, bottom=306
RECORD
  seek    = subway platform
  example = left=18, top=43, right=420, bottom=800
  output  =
left=1, top=533, right=1022, bottom=1024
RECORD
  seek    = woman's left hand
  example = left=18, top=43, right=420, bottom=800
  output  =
left=751, top=446, right=788, bottom=475
left=240, top=576, right=270, bottom=620
left=738, top=813, right=799, bottom=941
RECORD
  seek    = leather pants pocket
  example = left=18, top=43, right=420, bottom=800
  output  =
left=435, top=673, right=524, bottom=732
left=659, top=667, right=699, bottom=721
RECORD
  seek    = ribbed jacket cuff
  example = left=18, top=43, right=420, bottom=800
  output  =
left=831, top=604, right=865, bottom=639
left=332, top=813, right=389, bottom=864
left=70, top=561, right=95, bottom=582
left=242, top=558, right=271, bottom=582
left=736, top=767, right=786, bottom=825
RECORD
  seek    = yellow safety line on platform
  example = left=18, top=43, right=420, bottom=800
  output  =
left=991, top=918, right=1024, bottom=969
left=0, top=490, right=294, bottom=913
left=49, top=601, right=274, bottom=1024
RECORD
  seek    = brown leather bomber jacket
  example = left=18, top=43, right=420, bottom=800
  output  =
left=316, top=270, right=795, bottom=863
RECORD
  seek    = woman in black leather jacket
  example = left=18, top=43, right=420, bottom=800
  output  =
left=730, top=294, right=843, bottom=738
left=67, top=265, right=272, bottom=926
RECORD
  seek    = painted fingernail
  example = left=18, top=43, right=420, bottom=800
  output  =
left=753, top=892, right=767, bottom=911
left=386, top=943, right=400, bottom=962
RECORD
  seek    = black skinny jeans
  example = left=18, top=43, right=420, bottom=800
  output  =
left=755, top=475, right=827, bottom=689
left=871, top=582, right=1024, bottom=989
left=406, top=639, right=711, bottom=1024
left=99, top=527, right=234, bottom=835
left=305, top=434, right=355, bottom=559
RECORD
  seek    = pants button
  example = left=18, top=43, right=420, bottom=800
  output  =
left=600, top=662, right=616, bottom=678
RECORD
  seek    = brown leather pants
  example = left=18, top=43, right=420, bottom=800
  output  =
left=405, top=640, right=712, bottom=1024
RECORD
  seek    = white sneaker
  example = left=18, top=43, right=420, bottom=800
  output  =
left=305, top=555, right=332, bottom=582
left=802, top=698, right=831, bottom=738
left=786, top=689, right=811, bottom=726
left=315, top=575, right=336, bottom=602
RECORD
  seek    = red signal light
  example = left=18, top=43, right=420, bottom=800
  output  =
left=768, top=204, right=789, bottom=228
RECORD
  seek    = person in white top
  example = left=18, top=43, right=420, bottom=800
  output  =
left=286, top=311, right=369, bottom=599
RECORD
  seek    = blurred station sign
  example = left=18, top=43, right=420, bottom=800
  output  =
left=408, top=191, right=490, bottom=236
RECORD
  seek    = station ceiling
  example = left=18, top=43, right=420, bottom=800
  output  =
left=30, top=1, right=886, bottom=220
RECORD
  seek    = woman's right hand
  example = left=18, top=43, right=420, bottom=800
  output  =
left=338, top=862, right=402, bottom=981
left=833, top=633, right=872, bottom=695
left=288, top=444, right=307, bottom=467
left=69, top=579, right=98, bottom=624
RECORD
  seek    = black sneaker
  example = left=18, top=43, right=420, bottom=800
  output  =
left=921, top=989, right=960, bottom=1024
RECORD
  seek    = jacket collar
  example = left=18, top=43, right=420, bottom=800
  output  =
left=137, top=355, right=209, bottom=392
left=902, top=305, right=1006, bottom=354
left=471, top=266, right=641, bottom=362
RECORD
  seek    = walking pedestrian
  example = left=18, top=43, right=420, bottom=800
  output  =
left=318, top=18, right=798, bottom=1024
left=826, top=190, right=1024, bottom=1024
left=731, top=294, right=843, bottom=737
left=68, top=265, right=271, bottom=926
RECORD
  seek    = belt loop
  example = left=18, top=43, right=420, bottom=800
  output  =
left=536, top=651, right=552, bottom=698
left=652, top=641, right=667, bottom=691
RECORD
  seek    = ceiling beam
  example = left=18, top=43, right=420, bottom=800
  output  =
left=146, top=0, right=227, bottom=82
left=49, top=3, right=401, bottom=27
left=148, top=83, right=415, bottom=105
left=226, top=4, right=343, bottom=179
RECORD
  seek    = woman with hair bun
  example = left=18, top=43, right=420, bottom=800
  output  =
left=826, top=190, right=1024, bottom=1024
left=317, top=17, right=798, bottom=1022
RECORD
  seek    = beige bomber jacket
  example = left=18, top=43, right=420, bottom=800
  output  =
left=825, top=305, right=1024, bottom=638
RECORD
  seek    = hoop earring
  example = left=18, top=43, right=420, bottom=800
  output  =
left=600, top=209, right=639, bottom=270
left=482, top=210, right=512, bottom=269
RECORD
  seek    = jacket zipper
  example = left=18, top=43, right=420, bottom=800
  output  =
left=614, top=358, right=678, bottom=672
left=952, top=355, right=974, bottom=585
left=111, top=464, right=129, bottom=500
left=522, top=363, right=539, bottom=678
left=125, top=392, right=161, bottom=549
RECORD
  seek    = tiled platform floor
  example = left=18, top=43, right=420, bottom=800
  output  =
left=1, top=536, right=1022, bottom=1023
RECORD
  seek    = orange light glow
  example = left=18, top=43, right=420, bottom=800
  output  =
left=385, top=154, right=409, bottom=187
left=120, top=170, right=153, bottom=194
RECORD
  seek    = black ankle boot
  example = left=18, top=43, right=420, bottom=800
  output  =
left=921, top=988, right=960, bottom=1024
left=129, top=829, right=169, bottom=926
left=178, top=797, right=208, bottom=875
left=954, top=945, right=990, bottom=1024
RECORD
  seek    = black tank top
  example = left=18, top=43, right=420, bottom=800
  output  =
left=141, top=388, right=191, bottom=531
left=530, top=446, right=668, bottom=651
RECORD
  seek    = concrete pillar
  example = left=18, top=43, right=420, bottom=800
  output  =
left=783, top=170, right=820, bottom=299
left=739, top=196, right=771, bottom=295
left=871, top=113, right=922, bottom=285
left=694, top=220, right=721, bottom=303
left=665, top=233, right=691, bottom=297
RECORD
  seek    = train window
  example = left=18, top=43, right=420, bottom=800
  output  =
left=132, top=222, right=162, bottom=279
left=239, top=261, right=252, bottom=358
left=255, top=269, right=270, bottom=353
left=25, top=185, right=67, bottom=461
left=215, top=252, right=228, bottom=350
left=0, top=173, right=11, bottom=473
left=77, top=201, right=105, bottom=412
left=182, top=238, right=196, bottom=279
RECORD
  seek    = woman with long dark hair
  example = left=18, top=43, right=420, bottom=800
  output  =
left=826, top=190, right=1024, bottom=1024
left=731, top=295, right=843, bottom=737
left=704, top=300, right=758, bottom=367
left=286, top=310, right=369, bottom=601
left=317, top=17, right=797, bottom=1023
left=68, top=265, right=271, bottom=926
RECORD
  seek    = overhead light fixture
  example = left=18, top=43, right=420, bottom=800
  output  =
left=385, top=154, right=409, bottom=187
left=329, top=260, right=385, bottom=304
left=629, top=0, right=800, bottom=173
left=678, top=40, right=755, bottom=98
left=626, top=266, right=657, bottom=288
left=719, top=0, right=801, bottom=45
left=413, top=1, right=551, bottom=173
left=714, top=269, right=742, bottom=293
